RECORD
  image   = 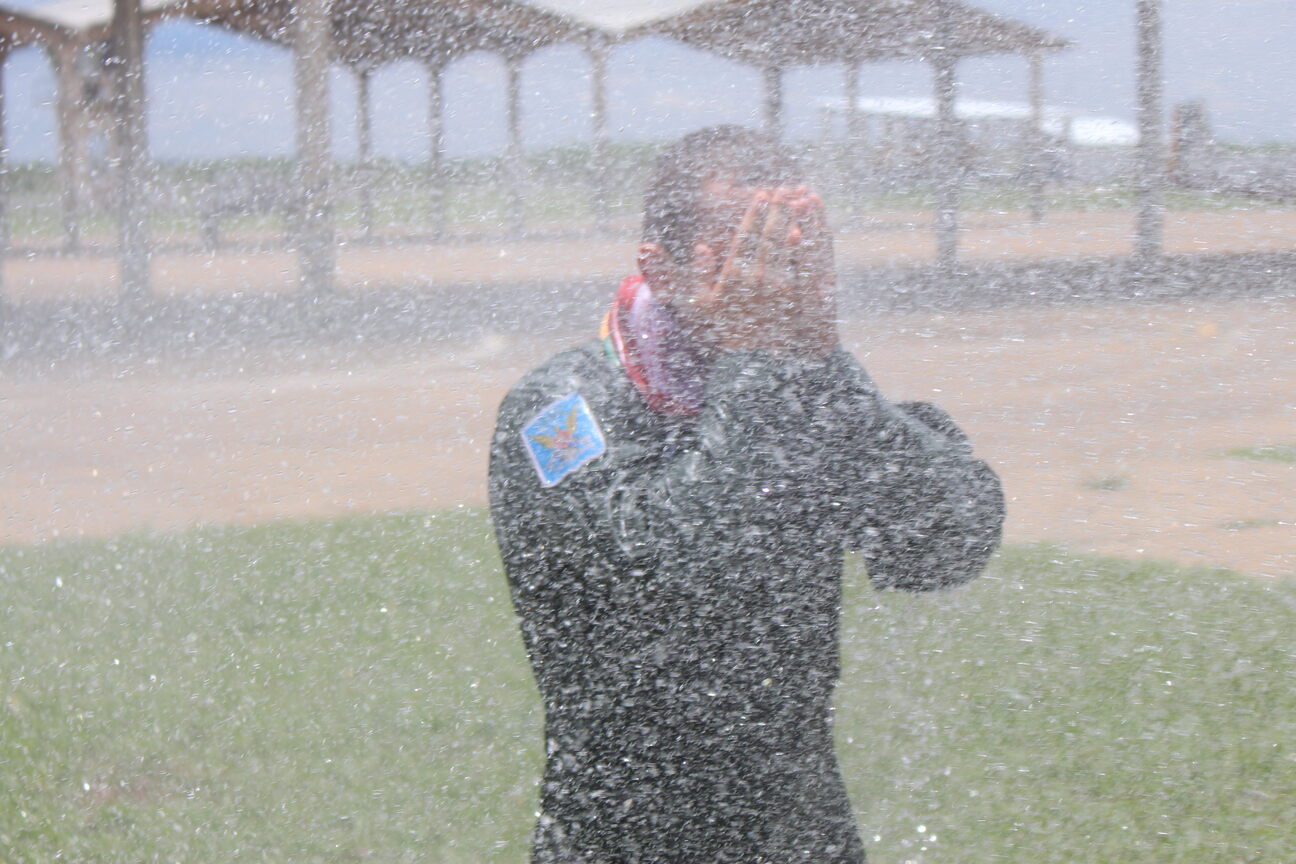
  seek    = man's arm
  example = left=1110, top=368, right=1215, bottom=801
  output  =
left=692, top=187, right=1003, bottom=590
left=796, top=350, right=1006, bottom=591
left=514, top=348, right=1002, bottom=593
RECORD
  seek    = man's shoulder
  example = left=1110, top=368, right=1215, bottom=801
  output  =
left=491, top=340, right=640, bottom=491
left=497, top=340, right=619, bottom=427
left=513, top=340, right=607, bottom=388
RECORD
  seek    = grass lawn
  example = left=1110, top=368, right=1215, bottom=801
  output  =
left=1, top=511, right=1292, bottom=863
left=1215, top=444, right=1296, bottom=464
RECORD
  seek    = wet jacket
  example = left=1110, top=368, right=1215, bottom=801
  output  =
left=489, top=341, right=1005, bottom=863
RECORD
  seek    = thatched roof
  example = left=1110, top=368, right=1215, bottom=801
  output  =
left=631, top=0, right=1067, bottom=64
left=0, top=0, right=1066, bottom=64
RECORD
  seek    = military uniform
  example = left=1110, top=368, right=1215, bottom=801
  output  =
left=489, top=339, right=1004, bottom=863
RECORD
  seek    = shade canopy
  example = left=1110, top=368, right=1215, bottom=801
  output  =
left=631, top=0, right=1068, bottom=65
left=2, top=0, right=1066, bottom=64
left=524, top=0, right=707, bottom=33
left=180, top=0, right=596, bottom=67
left=22, top=0, right=175, bottom=29
left=0, top=0, right=177, bottom=41
left=0, top=5, right=76, bottom=46
left=0, top=0, right=597, bottom=62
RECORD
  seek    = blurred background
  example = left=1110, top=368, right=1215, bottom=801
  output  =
left=1, top=2, right=1292, bottom=862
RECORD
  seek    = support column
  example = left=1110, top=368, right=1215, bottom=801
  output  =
left=0, top=39, right=9, bottom=305
left=588, top=37, right=610, bottom=228
left=112, top=0, right=151, bottom=304
left=52, top=40, right=86, bottom=253
left=355, top=65, right=374, bottom=243
left=843, top=60, right=862, bottom=199
left=844, top=61, right=862, bottom=144
left=1134, top=0, right=1164, bottom=265
left=426, top=58, right=446, bottom=240
left=1027, top=50, right=1046, bottom=223
left=762, top=64, right=783, bottom=138
left=504, top=51, right=525, bottom=240
left=932, top=52, right=960, bottom=271
left=293, top=0, right=335, bottom=294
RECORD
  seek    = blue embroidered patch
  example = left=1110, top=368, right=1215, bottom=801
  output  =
left=521, top=393, right=607, bottom=487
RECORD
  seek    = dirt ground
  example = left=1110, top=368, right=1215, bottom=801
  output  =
left=3, top=292, right=1292, bottom=578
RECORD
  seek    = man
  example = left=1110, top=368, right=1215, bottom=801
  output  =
left=489, top=126, right=1004, bottom=863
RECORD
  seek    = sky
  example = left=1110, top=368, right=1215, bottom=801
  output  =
left=2, top=0, right=1292, bottom=162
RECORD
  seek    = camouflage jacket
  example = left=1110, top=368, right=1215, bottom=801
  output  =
left=488, top=341, right=1004, bottom=863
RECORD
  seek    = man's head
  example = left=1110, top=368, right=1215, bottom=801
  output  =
left=636, top=127, right=837, bottom=358
left=641, top=125, right=805, bottom=272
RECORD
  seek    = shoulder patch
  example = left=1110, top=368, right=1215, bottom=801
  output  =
left=521, top=393, right=607, bottom=487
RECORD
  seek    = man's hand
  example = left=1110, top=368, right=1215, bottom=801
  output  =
left=689, top=186, right=838, bottom=359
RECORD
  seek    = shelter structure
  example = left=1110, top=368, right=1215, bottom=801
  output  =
left=610, top=0, right=1067, bottom=263
left=0, top=7, right=69, bottom=299
left=0, top=0, right=1075, bottom=296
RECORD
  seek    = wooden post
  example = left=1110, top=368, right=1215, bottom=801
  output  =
left=51, top=40, right=85, bottom=253
left=932, top=51, right=960, bottom=271
left=843, top=60, right=862, bottom=207
left=1027, top=50, right=1045, bottom=223
left=0, top=39, right=9, bottom=305
left=112, top=0, right=151, bottom=304
left=844, top=61, right=861, bottom=145
left=426, top=58, right=446, bottom=240
left=355, top=65, right=374, bottom=243
left=504, top=51, right=525, bottom=240
left=293, top=0, right=335, bottom=294
left=588, top=37, right=610, bottom=228
left=762, top=64, right=783, bottom=138
left=1134, top=0, right=1164, bottom=265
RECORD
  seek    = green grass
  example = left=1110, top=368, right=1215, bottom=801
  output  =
left=1220, top=518, right=1283, bottom=532
left=1081, top=474, right=1130, bottom=492
left=2, top=512, right=1293, bottom=863
left=1215, top=444, right=1296, bottom=464
left=8, top=146, right=1289, bottom=246
left=820, top=184, right=1285, bottom=216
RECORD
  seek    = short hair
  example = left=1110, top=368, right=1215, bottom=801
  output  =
left=642, top=126, right=804, bottom=264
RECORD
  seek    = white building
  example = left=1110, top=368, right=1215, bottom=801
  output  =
left=821, top=95, right=1137, bottom=148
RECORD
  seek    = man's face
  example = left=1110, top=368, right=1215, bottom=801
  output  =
left=693, top=172, right=765, bottom=280
left=642, top=163, right=834, bottom=357
left=638, top=148, right=838, bottom=359
left=655, top=173, right=769, bottom=334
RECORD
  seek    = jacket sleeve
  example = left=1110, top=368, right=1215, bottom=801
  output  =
left=589, top=348, right=1004, bottom=591
left=800, top=350, right=1006, bottom=591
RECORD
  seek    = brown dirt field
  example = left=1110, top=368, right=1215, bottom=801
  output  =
left=5, top=208, right=1294, bottom=301
left=3, top=295, right=1292, bottom=578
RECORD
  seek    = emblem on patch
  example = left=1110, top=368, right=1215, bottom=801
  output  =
left=521, top=393, right=607, bottom=487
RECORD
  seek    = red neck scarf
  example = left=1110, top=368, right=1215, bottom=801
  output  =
left=600, top=275, right=706, bottom=418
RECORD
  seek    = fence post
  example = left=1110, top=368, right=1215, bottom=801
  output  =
left=1028, top=50, right=1046, bottom=223
left=588, top=36, right=611, bottom=230
left=932, top=52, right=960, bottom=272
left=762, top=64, right=784, bottom=138
left=1134, top=0, right=1165, bottom=266
left=112, top=0, right=152, bottom=304
left=504, top=51, right=526, bottom=240
left=426, top=58, right=446, bottom=240
left=293, top=0, right=335, bottom=294
left=0, top=39, right=8, bottom=307
left=355, top=64, right=375, bottom=243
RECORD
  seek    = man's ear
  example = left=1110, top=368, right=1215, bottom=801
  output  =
left=637, top=243, right=676, bottom=294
